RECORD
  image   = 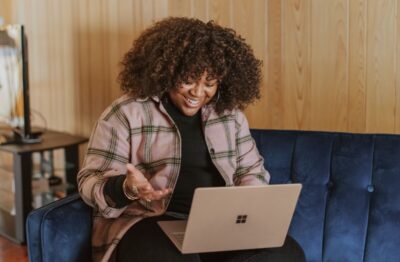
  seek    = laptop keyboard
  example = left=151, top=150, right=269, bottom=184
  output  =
left=172, top=232, right=185, bottom=245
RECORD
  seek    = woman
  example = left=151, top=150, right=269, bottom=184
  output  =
left=78, top=17, right=305, bottom=262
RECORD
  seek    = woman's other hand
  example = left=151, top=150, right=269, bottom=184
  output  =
left=125, top=163, right=172, bottom=202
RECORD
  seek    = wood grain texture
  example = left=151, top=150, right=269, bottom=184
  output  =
left=281, top=0, right=311, bottom=130
left=2, top=0, right=400, bottom=135
left=243, top=0, right=269, bottom=128
left=0, top=0, right=14, bottom=24
left=210, top=0, right=232, bottom=26
left=310, top=0, right=349, bottom=132
left=348, top=0, right=367, bottom=132
left=193, top=0, right=209, bottom=22
left=366, top=0, right=397, bottom=133
left=396, top=0, right=400, bottom=133
left=252, top=0, right=284, bottom=129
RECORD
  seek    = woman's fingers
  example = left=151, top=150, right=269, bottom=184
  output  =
left=135, top=182, right=153, bottom=193
left=125, top=164, right=154, bottom=198
left=126, top=163, right=154, bottom=191
left=125, top=163, right=172, bottom=201
left=141, top=188, right=172, bottom=201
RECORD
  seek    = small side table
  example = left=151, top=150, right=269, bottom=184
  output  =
left=0, top=130, right=87, bottom=243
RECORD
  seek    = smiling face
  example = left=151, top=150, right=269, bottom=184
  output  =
left=168, top=71, right=219, bottom=116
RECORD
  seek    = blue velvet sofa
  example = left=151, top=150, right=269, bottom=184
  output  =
left=26, top=129, right=400, bottom=262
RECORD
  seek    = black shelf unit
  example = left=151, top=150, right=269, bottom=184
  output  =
left=0, top=130, right=87, bottom=243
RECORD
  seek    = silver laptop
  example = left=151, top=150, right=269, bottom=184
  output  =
left=158, top=184, right=302, bottom=254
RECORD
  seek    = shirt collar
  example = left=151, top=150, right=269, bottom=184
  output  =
left=135, top=96, right=161, bottom=103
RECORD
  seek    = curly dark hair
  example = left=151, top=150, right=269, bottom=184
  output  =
left=118, top=17, right=262, bottom=113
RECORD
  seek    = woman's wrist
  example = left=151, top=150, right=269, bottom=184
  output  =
left=122, top=178, right=140, bottom=201
left=102, top=175, right=132, bottom=208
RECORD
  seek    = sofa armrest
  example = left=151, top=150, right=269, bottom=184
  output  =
left=26, top=193, right=92, bottom=262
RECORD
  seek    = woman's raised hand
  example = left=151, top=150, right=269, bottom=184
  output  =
left=125, top=163, right=172, bottom=202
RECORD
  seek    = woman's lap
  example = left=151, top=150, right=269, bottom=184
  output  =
left=116, top=215, right=305, bottom=262
left=117, top=215, right=200, bottom=262
left=199, top=236, right=305, bottom=262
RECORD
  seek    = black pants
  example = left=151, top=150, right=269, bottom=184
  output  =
left=116, top=215, right=305, bottom=262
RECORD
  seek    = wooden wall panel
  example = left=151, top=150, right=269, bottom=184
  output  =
left=0, top=0, right=14, bottom=24
left=310, top=0, right=348, bottom=132
left=366, top=0, right=397, bottom=133
left=211, top=0, right=232, bottom=26
left=396, top=1, right=400, bottom=133
left=251, top=0, right=284, bottom=129
left=168, top=0, right=192, bottom=17
left=281, top=0, right=311, bottom=130
left=3, top=0, right=400, bottom=135
left=234, top=0, right=267, bottom=128
left=348, top=0, right=367, bottom=132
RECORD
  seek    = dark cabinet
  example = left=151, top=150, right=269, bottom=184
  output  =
left=0, top=130, right=87, bottom=243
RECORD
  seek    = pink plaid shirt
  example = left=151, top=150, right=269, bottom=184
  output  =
left=78, top=94, right=270, bottom=261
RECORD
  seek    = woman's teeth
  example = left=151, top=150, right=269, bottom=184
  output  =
left=186, top=97, right=200, bottom=106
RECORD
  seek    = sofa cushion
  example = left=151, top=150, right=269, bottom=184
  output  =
left=251, top=129, right=400, bottom=262
left=26, top=193, right=92, bottom=262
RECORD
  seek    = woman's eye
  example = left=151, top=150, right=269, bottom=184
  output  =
left=183, top=80, right=194, bottom=85
left=206, top=82, right=217, bottom=88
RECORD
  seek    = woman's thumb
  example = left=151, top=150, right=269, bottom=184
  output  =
left=126, top=163, right=145, bottom=181
left=126, top=163, right=137, bottom=173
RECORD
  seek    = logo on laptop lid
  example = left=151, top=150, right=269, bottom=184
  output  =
left=236, top=214, right=247, bottom=224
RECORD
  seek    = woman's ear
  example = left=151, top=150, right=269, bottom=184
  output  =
left=211, top=89, right=220, bottom=105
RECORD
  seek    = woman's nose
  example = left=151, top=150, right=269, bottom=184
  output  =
left=190, top=84, right=205, bottom=97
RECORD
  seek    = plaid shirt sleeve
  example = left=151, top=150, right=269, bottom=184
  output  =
left=77, top=103, right=131, bottom=218
left=234, top=110, right=270, bottom=186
